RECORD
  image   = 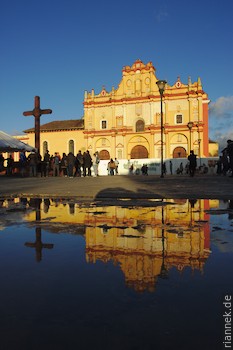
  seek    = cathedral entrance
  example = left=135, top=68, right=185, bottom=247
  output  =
left=130, top=145, right=148, bottom=159
left=173, top=147, right=187, bottom=158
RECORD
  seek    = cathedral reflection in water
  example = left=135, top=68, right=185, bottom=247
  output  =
left=84, top=199, right=211, bottom=292
left=1, top=197, right=215, bottom=292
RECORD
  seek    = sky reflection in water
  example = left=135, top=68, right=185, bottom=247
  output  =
left=0, top=198, right=233, bottom=350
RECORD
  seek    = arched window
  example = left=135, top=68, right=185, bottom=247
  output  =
left=136, top=120, right=145, bottom=132
left=43, top=141, right=48, bottom=156
left=69, top=140, right=74, bottom=154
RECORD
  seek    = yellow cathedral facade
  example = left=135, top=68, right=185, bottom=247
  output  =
left=23, top=59, right=218, bottom=167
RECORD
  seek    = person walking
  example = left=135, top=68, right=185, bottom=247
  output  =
left=108, top=158, right=116, bottom=175
left=216, top=156, right=223, bottom=175
left=227, top=140, right=233, bottom=176
left=43, top=150, right=51, bottom=177
left=188, top=150, right=197, bottom=177
left=67, top=152, right=76, bottom=177
left=52, top=152, right=60, bottom=177
left=60, top=153, right=68, bottom=177
left=28, top=150, right=38, bottom=177
left=6, top=154, right=14, bottom=176
left=114, top=158, right=119, bottom=174
left=141, top=164, right=148, bottom=175
left=0, top=153, right=5, bottom=173
left=83, top=150, right=92, bottom=176
left=169, top=160, right=173, bottom=175
left=93, top=151, right=100, bottom=176
left=162, top=162, right=167, bottom=175
left=76, top=150, right=84, bottom=177
left=19, top=151, right=27, bottom=177
left=179, top=162, right=183, bottom=175
left=222, top=149, right=229, bottom=176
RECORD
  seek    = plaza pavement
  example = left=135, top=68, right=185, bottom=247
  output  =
left=0, top=173, right=232, bottom=202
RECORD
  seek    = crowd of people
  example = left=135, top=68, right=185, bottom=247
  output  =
left=216, top=139, right=233, bottom=177
left=26, top=149, right=99, bottom=178
left=0, top=150, right=121, bottom=178
left=0, top=149, right=95, bottom=177
left=1, top=139, right=233, bottom=178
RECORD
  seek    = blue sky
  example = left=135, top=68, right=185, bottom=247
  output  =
left=1, top=0, right=233, bottom=151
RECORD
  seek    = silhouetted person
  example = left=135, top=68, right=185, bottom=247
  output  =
left=0, top=153, right=5, bottom=173
left=188, top=150, right=197, bottom=177
left=169, top=160, right=173, bottom=175
left=227, top=140, right=233, bottom=176
left=141, top=164, right=148, bottom=175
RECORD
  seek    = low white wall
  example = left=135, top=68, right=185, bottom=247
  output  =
left=97, top=157, right=218, bottom=176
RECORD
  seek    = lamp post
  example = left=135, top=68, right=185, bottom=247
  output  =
left=159, top=204, right=168, bottom=279
left=198, top=138, right=201, bottom=166
left=196, top=122, right=201, bottom=166
left=156, top=80, right=167, bottom=178
left=187, top=121, right=193, bottom=153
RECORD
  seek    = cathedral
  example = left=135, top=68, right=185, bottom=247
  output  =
left=23, top=59, right=218, bottom=163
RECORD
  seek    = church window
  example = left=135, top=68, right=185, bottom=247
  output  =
left=101, top=120, right=107, bottom=129
left=136, top=120, right=145, bottom=132
left=69, top=140, right=74, bottom=154
left=176, top=114, right=183, bottom=124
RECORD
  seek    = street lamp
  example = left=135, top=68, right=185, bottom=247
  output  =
left=159, top=204, right=168, bottom=279
left=187, top=121, right=193, bottom=153
left=156, top=80, right=167, bottom=178
left=198, top=138, right=201, bottom=166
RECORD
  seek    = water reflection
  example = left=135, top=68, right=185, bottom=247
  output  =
left=85, top=199, right=210, bottom=292
left=0, top=197, right=215, bottom=292
left=24, top=199, right=54, bottom=262
left=0, top=197, right=232, bottom=349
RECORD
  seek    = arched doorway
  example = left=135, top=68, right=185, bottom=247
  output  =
left=131, top=145, right=148, bottom=159
left=173, top=147, right=187, bottom=158
left=99, top=149, right=110, bottom=160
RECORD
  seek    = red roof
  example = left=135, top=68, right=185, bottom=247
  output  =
left=24, top=119, right=84, bottom=133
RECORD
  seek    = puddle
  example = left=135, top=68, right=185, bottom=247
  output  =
left=0, top=198, right=232, bottom=349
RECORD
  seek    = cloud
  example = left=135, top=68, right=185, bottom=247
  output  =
left=209, top=96, right=233, bottom=152
left=155, top=10, right=169, bottom=22
left=209, top=96, right=233, bottom=116
left=154, top=1, right=169, bottom=22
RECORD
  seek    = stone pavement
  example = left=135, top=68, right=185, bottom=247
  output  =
left=0, top=174, right=232, bottom=202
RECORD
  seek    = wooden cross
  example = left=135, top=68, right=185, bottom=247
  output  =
left=23, top=96, right=52, bottom=154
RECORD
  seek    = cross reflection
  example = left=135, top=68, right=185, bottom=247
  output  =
left=24, top=198, right=54, bottom=262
